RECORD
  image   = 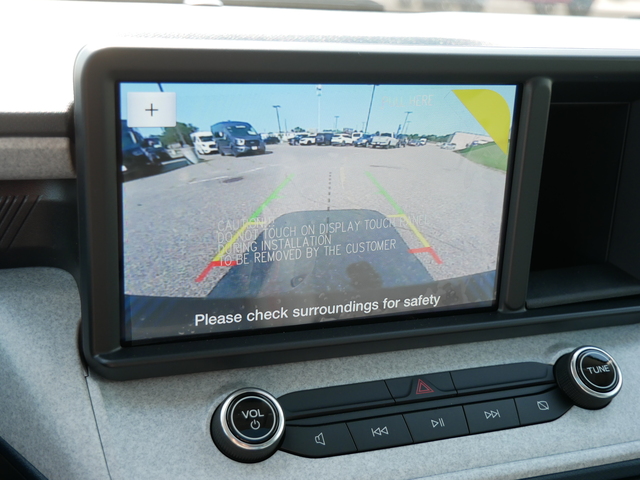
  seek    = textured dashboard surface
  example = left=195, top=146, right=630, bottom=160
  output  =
left=87, top=322, right=640, bottom=480
left=2, top=269, right=639, bottom=480
left=0, top=268, right=109, bottom=480
left=4, top=0, right=640, bottom=120
left=0, top=138, right=74, bottom=180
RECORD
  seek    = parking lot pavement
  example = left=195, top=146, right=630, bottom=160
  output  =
left=122, top=143, right=506, bottom=298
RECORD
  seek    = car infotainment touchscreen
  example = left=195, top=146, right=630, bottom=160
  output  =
left=119, top=83, right=517, bottom=344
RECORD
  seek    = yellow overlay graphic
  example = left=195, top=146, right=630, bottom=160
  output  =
left=453, top=89, right=511, bottom=154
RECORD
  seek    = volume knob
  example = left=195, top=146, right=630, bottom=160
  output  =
left=211, top=388, right=285, bottom=463
left=554, top=346, right=622, bottom=410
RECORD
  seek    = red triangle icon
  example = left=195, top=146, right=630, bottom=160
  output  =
left=415, top=379, right=435, bottom=395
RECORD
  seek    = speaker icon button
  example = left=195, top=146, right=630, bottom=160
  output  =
left=280, top=424, right=356, bottom=458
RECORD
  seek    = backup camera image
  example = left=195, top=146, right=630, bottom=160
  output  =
left=119, top=83, right=517, bottom=343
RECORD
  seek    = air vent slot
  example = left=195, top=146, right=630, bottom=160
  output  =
left=0, top=179, right=77, bottom=274
left=0, top=195, right=39, bottom=250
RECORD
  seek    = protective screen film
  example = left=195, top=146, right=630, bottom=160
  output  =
left=119, top=83, right=517, bottom=343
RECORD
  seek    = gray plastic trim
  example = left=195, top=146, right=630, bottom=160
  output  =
left=87, top=321, right=640, bottom=480
left=0, top=111, right=71, bottom=137
left=0, top=268, right=109, bottom=480
left=2, top=268, right=639, bottom=479
left=0, top=137, right=75, bottom=180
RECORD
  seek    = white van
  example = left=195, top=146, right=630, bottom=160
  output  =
left=190, top=131, right=218, bottom=157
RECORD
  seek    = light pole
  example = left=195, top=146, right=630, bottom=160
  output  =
left=404, top=120, right=412, bottom=135
left=334, top=116, right=340, bottom=132
left=273, top=105, right=282, bottom=135
left=364, top=85, right=377, bottom=134
left=317, top=85, right=322, bottom=133
left=402, top=111, right=412, bottom=136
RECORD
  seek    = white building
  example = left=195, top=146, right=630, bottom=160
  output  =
left=446, top=132, right=493, bottom=150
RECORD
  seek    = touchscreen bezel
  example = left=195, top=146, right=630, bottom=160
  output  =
left=118, top=81, right=516, bottom=346
left=75, top=42, right=547, bottom=380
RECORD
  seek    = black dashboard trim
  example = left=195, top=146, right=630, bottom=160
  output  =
left=75, top=43, right=640, bottom=380
left=498, top=77, right=550, bottom=312
left=0, top=436, right=48, bottom=480
left=526, top=458, right=640, bottom=480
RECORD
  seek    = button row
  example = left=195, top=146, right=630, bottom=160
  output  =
left=280, top=388, right=571, bottom=458
left=278, top=363, right=554, bottom=418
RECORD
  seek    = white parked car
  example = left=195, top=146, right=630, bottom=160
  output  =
left=190, top=131, right=218, bottom=156
left=441, top=143, right=457, bottom=150
left=370, top=133, right=400, bottom=148
left=299, top=134, right=317, bottom=145
left=331, top=134, right=354, bottom=146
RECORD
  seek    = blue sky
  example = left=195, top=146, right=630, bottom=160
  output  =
left=120, top=83, right=517, bottom=137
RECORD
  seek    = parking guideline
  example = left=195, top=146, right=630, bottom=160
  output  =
left=195, top=174, right=294, bottom=283
left=365, top=171, right=443, bottom=265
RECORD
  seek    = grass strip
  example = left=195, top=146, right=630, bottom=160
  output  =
left=458, top=142, right=508, bottom=171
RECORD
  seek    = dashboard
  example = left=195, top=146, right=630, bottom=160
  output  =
left=3, top=1, right=640, bottom=479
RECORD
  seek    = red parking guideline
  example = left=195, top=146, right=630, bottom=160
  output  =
left=195, top=260, right=238, bottom=283
left=408, top=247, right=443, bottom=265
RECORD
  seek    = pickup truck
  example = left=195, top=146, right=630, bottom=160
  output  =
left=370, top=132, right=400, bottom=148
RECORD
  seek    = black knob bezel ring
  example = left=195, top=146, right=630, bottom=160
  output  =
left=569, top=346, right=622, bottom=400
left=218, top=388, right=285, bottom=452
left=228, top=394, right=278, bottom=443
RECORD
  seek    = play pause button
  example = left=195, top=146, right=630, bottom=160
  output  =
left=404, top=406, right=469, bottom=442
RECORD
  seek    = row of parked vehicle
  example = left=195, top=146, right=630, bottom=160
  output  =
left=123, top=119, right=440, bottom=177
left=122, top=120, right=271, bottom=177
left=191, top=121, right=269, bottom=158
left=288, top=132, right=431, bottom=148
left=288, top=132, right=359, bottom=146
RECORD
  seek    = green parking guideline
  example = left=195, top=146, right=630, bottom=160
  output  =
left=365, top=171, right=405, bottom=215
left=249, top=174, right=294, bottom=221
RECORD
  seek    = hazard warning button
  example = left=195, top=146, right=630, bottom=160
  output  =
left=385, top=372, right=457, bottom=404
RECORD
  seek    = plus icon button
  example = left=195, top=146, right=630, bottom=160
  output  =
left=145, top=103, right=159, bottom=117
left=127, top=92, right=176, bottom=128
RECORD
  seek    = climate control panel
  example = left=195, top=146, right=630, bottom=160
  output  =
left=210, top=346, right=622, bottom=462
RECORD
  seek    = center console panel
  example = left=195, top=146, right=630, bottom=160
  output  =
left=210, top=346, right=621, bottom=462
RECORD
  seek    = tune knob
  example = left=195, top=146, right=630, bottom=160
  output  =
left=211, top=388, right=285, bottom=463
left=554, top=346, right=622, bottom=410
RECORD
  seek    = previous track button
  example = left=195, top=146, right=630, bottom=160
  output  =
left=347, top=415, right=412, bottom=452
